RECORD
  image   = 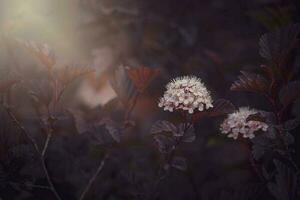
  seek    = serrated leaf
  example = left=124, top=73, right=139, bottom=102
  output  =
left=181, top=124, right=196, bottom=143
left=110, top=66, right=138, bottom=106
left=268, top=160, right=299, bottom=200
left=192, top=99, right=235, bottom=121
left=69, top=110, right=91, bottom=134
left=251, top=134, right=272, bottom=160
left=231, top=71, right=269, bottom=93
left=126, top=66, right=160, bottom=92
left=267, top=126, right=277, bottom=139
left=252, top=144, right=266, bottom=161
left=246, top=113, right=267, bottom=123
left=29, top=79, right=54, bottom=107
left=259, top=24, right=300, bottom=66
left=284, top=132, right=295, bottom=145
left=209, top=99, right=235, bottom=117
left=150, top=120, right=177, bottom=135
left=56, top=65, right=93, bottom=86
left=153, top=135, right=175, bottom=153
left=279, top=81, right=300, bottom=107
left=171, top=156, right=187, bottom=171
left=283, top=118, right=300, bottom=131
left=23, top=41, right=56, bottom=70
left=99, top=118, right=121, bottom=143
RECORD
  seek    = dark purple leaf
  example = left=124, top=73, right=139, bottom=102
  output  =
left=110, top=66, right=138, bottom=106
left=192, top=99, right=235, bottom=122
left=99, top=118, right=121, bottom=143
left=209, top=99, right=235, bottom=117
left=179, top=124, right=196, bottom=142
left=283, top=132, right=294, bottom=146
left=259, top=24, right=300, bottom=67
left=171, top=156, right=187, bottom=171
left=251, top=134, right=272, bottom=160
left=231, top=71, right=269, bottom=94
left=268, top=160, right=298, bottom=200
left=283, top=118, right=300, bottom=131
left=153, top=135, right=175, bottom=153
left=246, top=113, right=267, bottom=123
left=279, top=81, right=300, bottom=107
left=150, top=120, right=177, bottom=135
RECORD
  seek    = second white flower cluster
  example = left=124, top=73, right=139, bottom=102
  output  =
left=158, top=76, right=269, bottom=140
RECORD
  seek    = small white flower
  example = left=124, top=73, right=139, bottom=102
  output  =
left=158, top=76, right=213, bottom=114
left=220, top=107, right=268, bottom=140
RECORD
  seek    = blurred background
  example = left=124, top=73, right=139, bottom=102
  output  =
left=0, top=0, right=300, bottom=199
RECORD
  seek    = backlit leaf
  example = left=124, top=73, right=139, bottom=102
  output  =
left=110, top=66, right=138, bottom=106
left=126, top=66, right=160, bottom=92
left=56, top=65, right=94, bottom=86
left=23, top=41, right=56, bottom=70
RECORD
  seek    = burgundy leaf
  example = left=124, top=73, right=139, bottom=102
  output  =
left=259, top=24, right=300, bottom=67
left=150, top=120, right=177, bottom=135
left=171, top=156, right=187, bottom=171
left=110, top=66, right=138, bottom=106
left=246, top=113, right=267, bottom=123
left=126, top=66, right=160, bottom=93
left=153, top=135, right=175, bottom=153
left=279, top=81, right=300, bottom=107
left=231, top=71, right=269, bottom=94
left=208, top=99, right=235, bottom=117
left=192, top=99, right=235, bottom=122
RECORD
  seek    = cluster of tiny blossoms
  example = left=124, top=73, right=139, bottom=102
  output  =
left=158, top=76, right=213, bottom=114
left=220, top=107, right=268, bottom=139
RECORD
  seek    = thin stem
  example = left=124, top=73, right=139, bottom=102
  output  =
left=3, top=105, right=63, bottom=200
left=9, top=181, right=52, bottom=190
left=186, top=168, right=200, bottom=200
left=265, top=94, right=300, bottom=171
left=4, top=105, right=40, bottom=153
left=40, top=157, right=62, bottom=200
left=150, top=122, right=192, bottom=200
left=125, top=93, right=140, bottom=121
left=79, top=153, right=109, bottom=200
left=42, top=133, right=52, bottom=157
left=249, top=154, right=265, bottom=182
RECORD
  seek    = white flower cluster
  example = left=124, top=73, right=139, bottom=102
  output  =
left=220, top=107, right=268, bottom=139
left=158, top=76, right=213, bottom=114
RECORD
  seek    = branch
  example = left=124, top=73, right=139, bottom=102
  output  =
left=3, top=105, right=63, bottom=200
left=9, top=181, right=52, bottom=190
left=42, top=133, right=52, bottom=157
left=79, top=153, right=109, bottom=200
